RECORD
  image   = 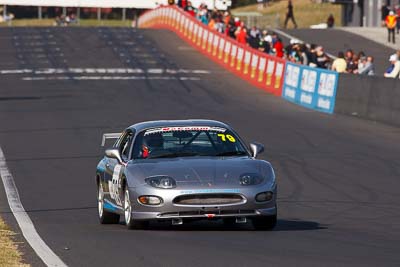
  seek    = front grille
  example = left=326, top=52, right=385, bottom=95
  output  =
left=158, top=209, right=257, bottom=218
left=173, top=194, right=244, bottom=205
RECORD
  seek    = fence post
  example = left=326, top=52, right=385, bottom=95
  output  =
left=77, top=7, right=80, bottom=25
left=122, top=8, right=126, bottom=21
left=38, top=6, right=42, bottom=20
left=3, top=5, right=6, bottom=19
left=275, top=13, right=280, bottom=28
left=135, top=9, right=139, bottom=29
left=97, top=8, right=101, bottom=21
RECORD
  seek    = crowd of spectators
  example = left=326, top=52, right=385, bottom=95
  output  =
left=331, top=50, right=375, bottom=76
left=54, top=14, right=78, bottom=26
left=179, top=2, right=321, bottom=65
left=177, top=1, right=370, bottom=75
left=177, top=1, right=395, bottom=77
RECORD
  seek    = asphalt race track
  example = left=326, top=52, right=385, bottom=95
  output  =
left=0, top=27, right=400, bottom=267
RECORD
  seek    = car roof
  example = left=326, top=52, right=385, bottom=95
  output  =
left=127, top=120, right=232, bottom=132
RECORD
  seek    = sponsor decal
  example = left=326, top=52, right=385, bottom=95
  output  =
left=243, top=51, right=251, bottom=75
left=144, top=126, right=226, bottom=136
left=104, top=199, right=122, bottom=211
left=250, top=54, right=259, bottom=79
left=266, top=59, right=275, bottom=86
left=258, top=57, right=266, bottom=82
left=274, top=63, right=284, bottom=89
left=108, top=165, right=123, bottom=206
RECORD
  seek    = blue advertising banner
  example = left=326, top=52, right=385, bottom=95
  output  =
left=282, top=62, right=339, bottom=114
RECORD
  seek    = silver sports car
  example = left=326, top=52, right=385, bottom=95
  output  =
left=96, top=120, right=277, bottom=230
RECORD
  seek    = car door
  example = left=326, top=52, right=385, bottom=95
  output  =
left=104, top=130, right=134, bottom=208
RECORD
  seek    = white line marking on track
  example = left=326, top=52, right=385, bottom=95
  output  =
left=0, top=147, right=67, bottom=267
left=21, top=76, right=201, bottom=81
left=0, top=68, right=211, bottom=75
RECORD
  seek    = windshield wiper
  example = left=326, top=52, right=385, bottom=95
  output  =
left=215, top=151, right=247, bottom=157
left=149, top=152, right=199, bottom=159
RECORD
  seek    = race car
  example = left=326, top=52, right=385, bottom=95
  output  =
left=96, top=120, right=277, bottom=230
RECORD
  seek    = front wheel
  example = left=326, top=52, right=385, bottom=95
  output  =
left=252, top=214, right=277, bottom=230
left=124, top=188, right=148, bottom=230
left=98, top=182, right=120, bottom=224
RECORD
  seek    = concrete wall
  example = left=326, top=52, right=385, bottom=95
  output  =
left=335, top=74, right=400, bottom=127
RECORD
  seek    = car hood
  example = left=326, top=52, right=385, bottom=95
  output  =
left=125, top=157, right=274, bottom=188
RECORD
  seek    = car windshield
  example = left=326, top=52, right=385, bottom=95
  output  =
left=132, top=126, right=248, bottom=159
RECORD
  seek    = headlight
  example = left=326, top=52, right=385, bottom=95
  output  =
left=145, top=176, right=177, bottom=189
left=239, top=173, right=263, bottom=186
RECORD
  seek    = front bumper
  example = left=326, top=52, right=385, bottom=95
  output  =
left=132, top=206, right=277, bottom=220
left=128, top=184, right=277, bottom=220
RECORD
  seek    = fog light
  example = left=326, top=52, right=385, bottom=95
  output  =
left=138, top=196, right=162, bottom=205
left=255, top=191, right=273, bottom=202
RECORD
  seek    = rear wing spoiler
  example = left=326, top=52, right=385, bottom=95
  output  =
left=101, top=133, right=121, bottom=147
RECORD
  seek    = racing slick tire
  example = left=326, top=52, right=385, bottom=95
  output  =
left=124, top=187, right=149, bottom=230
left=252, top=214, right=277, bottom=230
left=98, top=182, right=120, bottom=224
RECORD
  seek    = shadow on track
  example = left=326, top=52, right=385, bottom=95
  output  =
left=130, top=219, right=326, bottom=232
left=0, top=96, right=42, bottom=101
left=0, top=206, right=326, bottom=232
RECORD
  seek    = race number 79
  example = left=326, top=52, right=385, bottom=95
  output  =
left=218, top=134, right=236, bottom=142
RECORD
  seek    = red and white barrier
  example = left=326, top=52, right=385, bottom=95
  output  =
left=139, top=6, right=285, bottom=96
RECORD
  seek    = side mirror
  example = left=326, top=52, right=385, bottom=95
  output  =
left=249, top=142, right=264, bottom=158
left=105, top=149, right=123, bottom=164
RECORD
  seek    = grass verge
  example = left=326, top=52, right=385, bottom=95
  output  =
left=0, top=217, right=29, bottom=267
left=232, top=0, right=342, bottom=29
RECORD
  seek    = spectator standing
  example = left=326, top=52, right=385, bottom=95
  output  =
left=248, top=26, right=260, bottom=49
left=258, top=35, right=272, bottom=54
left=178, top=0, right=188, bottom=9
left=348, top=54, right=359, bottom=74
left=315, top=46, right=330, bottom=69
left=384, top=54, right=400, bottom=78
left=345, top=49, right=354, bottom=72
left=385, top=11, right=397, bottom=44
left=273, top=36, right=284, bottom=58
left=381, top=4, right=390, bottom=26
left=299, top=44, right=309, bottom=65
left=185, top=2, right=196, bottom=17
left=234, top=17, right=241, bottom=27
left=284, top=0, right=297, bottom=29
left=223, top=11, right=230, bottom=25
left=198, top=9, right=209, bottom=25
left=307, top=44, right=318, bottom=67
left=331, top=51, right=347, bottom=73
left=356, top=51, right=365, bottom=71
left=396, top=5, right=400, bottom=34
left=327, top=14, right=335, bottom=28
left=208, top=17, right=215, bottom=29
left=227, top=20, right=237, bottom=39
left=358, top=56, right=375, bottom=76
left=235, top=26, right=247, bottom=44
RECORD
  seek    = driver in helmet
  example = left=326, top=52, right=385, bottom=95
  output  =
left=141, top=133, right=164, bottom=158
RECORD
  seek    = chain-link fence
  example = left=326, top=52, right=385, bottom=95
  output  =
left=233, top=12, right=280, bottom=29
